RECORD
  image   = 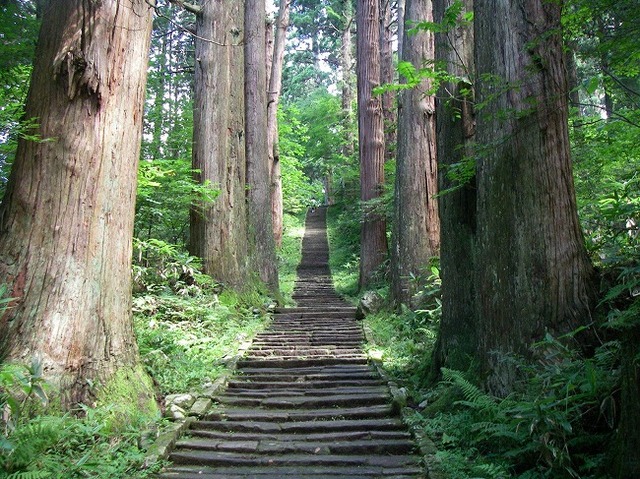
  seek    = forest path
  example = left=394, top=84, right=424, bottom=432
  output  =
left=158, top=207, right=424, bottom=478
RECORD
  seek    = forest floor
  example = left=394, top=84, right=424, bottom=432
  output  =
left=156, top=207, right=425, bottom=478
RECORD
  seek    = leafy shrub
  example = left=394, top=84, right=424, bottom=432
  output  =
left=132, top=238, right=218, bottom=294
left=327, top=201, right=361, bottom=298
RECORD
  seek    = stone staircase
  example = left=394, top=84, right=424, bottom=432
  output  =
left=158, top=207, right=424, bottom=478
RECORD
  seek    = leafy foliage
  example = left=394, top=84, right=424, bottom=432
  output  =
left=0, top=1, right=40, bottom=195
left=278, top=105, right=325, bottom=213
left=403, top=336, right=620, bottom=479
left=133, top=288, right=269, bottom=395
left=0, top=362, right=160, bottom=478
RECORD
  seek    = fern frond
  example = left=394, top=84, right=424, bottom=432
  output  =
left=471, top=462, right=510, bottom=479
left=471, top=421, right=522, bottom=442
left=442, top=368, right=497, bottom=410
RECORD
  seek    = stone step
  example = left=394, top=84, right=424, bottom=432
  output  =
left=236, top=364, right=377, bottom=377
left=169, top=450, right=421, bottom=469
left=188, top=429, right=411, bottom=442
left=246, top=348, right=363, bottom=357
left=174, top=437, right=415, bottom=455
left=159, top=465, right=421, bottom=479
left=226, top=385, right=387, bottom=395
left=251, top=338, right=362, bottom=346
left=227, top=379, right=383, bottom=390
left=236, top=357, right=368, bottom=368
left=250, top=339, right=362, bottom=344
left=216, top=391, right=389, bottom=409
left=273, top=307, right=356, bottom=314
left=262, top=328, right=361, bottom=334
left=204, top=404, right=394, bottom=422
left=192, top=418, right=407, bottom=434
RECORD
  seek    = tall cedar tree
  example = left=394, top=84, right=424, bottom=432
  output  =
left=245, top=0, right=279, bottom=293
left=379, top=0, right=396, bottom=162
left=0, top=0, right=154, bottom=408
left=331, top=0, right=355, bottom=205
left=474, top=0, right=595, bottom=396
left=356, top=0, right=388, bottom=289
left=390, top=0, right=440, bottom=307
left=430, top=0, right=476, bottom=375
left=190, top=0, right=249, bottom=287
left=267, top=0, right=291, bottom=247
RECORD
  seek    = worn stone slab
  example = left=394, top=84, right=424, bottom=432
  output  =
left=188, top=397, right=212, bottom=417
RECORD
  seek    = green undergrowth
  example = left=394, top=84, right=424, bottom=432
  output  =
left=133, top=287, right=270, bottom=396
left=326, top=201, right=360, bottom=300
left=0, top=360, right=163, bottom=479
left=2, top=232, right=286, bottom=478
left=360, top=280, right=620, bottom=478
left=278, top=212, right=306, bottom=304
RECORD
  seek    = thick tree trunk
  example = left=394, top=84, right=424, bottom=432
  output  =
left=357, top=0, right=388, bottom=289
left=341, top=0, right=355, bottom=159
left=474, top=0, right=596, bottom=396
left=190, top=0, right=248, bottom=287
left=267, top=0, right=291, bottom=247
left=245, top=0, right=279, bottom=293
left=379, top=0, right=396, bottom=162
left=397, top=0, right=406, bottom=61
left=0, top=0, right=154, bottom=408
left=430, top=0, right=476, bottom=377
left=391, top=0, right=440, bottom=307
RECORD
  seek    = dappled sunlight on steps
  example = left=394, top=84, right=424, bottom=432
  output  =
left=158, top=207, right=424, bottom=478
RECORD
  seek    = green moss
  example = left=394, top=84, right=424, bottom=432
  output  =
left=95, top=365, right=159, bottom=435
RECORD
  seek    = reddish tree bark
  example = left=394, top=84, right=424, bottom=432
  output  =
left=391, top=0, right=440, bottom=307
left=245, top=0, right=279, bottom=293
left=356, top=0, right=388, bottom=289
left=267, top=0, right=291, bottom=247
left=0, top=0, right=154, bottom=408
left=474, top=0, right=596, bottom=396
left=190, top=0, right=248, bottom=287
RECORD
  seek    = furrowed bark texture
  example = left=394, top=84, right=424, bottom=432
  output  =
left=245, top=0, right=279, bottom=292
left=391, top=0, right=440, bottom=307
left=379, top=0, right=396, bottom=162
left=357, top=0, right=388, bottom=289
left=190, top=0, right=248, bottom=287
left=0, top=0, right=153, bottom=407
left=474, top=0, right=595, bottom=396
left=267, top=0, right=291, bottom=247
left=430, top=0, right=476, bottom=376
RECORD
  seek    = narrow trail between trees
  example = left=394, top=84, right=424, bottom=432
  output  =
left=159, top=207, right=424, bottom=478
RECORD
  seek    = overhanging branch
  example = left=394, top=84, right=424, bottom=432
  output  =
left=168, top=0, right=202, bottom=15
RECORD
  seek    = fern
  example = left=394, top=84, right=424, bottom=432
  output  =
left=1, top=416, right=65, bottom=473
left=442, top=368, right=497, bottom=411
